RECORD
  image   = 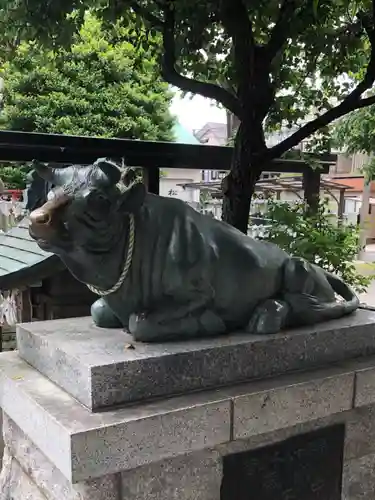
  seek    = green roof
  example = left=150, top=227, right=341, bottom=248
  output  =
left=173, top=123, right=200, bottom=145
left=0, top=217, right=63, bottom=290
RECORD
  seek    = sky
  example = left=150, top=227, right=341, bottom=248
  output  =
left=170, top=90, right=226, bottom=132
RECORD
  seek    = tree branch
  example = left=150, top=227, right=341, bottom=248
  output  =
left=219, top=0, right=256, bottom=92
left=264, top=0, right=375, bottom=161
left=265, top=93, right=375, bottom=160
left=161, top=3, right=242, bottom=118
left=265, top=0, right=299, bottom=60
left=128, top=0, right=164, bottom=29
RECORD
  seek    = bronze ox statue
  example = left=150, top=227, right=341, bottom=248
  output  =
left=29, top=158, right=359, bottom=342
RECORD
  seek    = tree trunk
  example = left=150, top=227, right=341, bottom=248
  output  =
left=221, top=122, right=264, bottom=234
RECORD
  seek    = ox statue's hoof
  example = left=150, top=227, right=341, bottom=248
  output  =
left=91, top=298, right=123, bottom=328
left=247, top=299, right=290, bottom=335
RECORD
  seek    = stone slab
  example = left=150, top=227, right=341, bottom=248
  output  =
left=0, top=352, right=231, bottom=483
left=0, top=350, right=369, bottom=484
left=120, top=451, right=222, bottom=500
left=216, top=398, right=375, bottom=463
left=16, top=310, right=375, bottom=409
left=345, top=405, right=375, bottom=460
left=2, top=414, right=120, bottom=500
left=0, top=450, right=46, bottom=500
left=232, top=369, right=354, bottom=439
left=352, top=358, right=375, bottom=408
left=342, top=453, right=375, bottom=500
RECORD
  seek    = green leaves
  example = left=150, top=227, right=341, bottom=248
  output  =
left=0, top=0, right=374, bottom=166
left=0, top=13, right=175, bottom=141
left=0, top=164, right=30, bottom=189
left=333, top=97, right=375, bottom=178
left=263, top=199, right=373, bottom=293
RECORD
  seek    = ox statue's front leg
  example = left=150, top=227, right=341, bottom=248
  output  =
left=128, top=300, right=226, bottom=342
left=91, top=298, right=123, bottom=328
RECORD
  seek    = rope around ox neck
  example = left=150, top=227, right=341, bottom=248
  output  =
left=86, top=213, right=135, bottom=297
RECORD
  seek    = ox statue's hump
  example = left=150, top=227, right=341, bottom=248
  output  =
left=141, top=191, right=288, bottom=270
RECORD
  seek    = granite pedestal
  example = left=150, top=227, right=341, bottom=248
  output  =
left=2, top=311, right=375, bottom=498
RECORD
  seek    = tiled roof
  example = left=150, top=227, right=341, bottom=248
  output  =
left=328, top=176, right=375, bottom=193
left=0, top=217, right=62, bottom=290
left=194, top=122, right=228, bottom=145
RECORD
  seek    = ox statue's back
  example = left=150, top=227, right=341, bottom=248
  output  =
left=29, top=158, right=359, bottom=342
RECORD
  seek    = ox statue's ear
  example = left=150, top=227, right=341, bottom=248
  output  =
left=118, top=182, right=146, bottom=214
left=95, top=158, right=122, bottom=186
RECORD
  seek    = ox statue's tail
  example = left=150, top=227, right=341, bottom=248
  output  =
left=323, top=270, right=360, bottom=318
left=283, top=258, right=360, bottom=326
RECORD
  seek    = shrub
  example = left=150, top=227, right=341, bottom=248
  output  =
left=262, top=199, right=372, bottom=293
left=0, top=164, right=30, bottom=189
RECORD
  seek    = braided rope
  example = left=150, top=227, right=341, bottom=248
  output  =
left=86, top=213, right=135, bottom=296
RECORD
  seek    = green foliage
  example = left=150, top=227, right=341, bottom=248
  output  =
left=0, top=164, right=30, bottom=189
left=333, top=100, right=375, bottom=181
left=263, top=199, right=372, bottom=293
left=0, top=1, right=372, bottom=137
left=0, top=13, right=175, bottom=141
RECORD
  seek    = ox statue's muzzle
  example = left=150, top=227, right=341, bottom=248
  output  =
left=29, top=192, right=71, bottom=246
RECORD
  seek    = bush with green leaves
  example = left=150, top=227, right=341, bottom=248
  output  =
left=0, top=164, right=30, bottom=189
left=262, top=199, right=371, bottom=293
left=0, top=13, right=175, bottom=140
left=0, top=14, right=175, bottom=191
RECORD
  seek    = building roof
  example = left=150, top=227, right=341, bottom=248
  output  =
left=173, top=123, right=200, bottom=145
left=179, top=175, right=350, bottom=197
left=0, top=217, right=62, bottom=291
left=194, top=122, right=228, bottom=145
left=328, top=176, right=375, bottom=193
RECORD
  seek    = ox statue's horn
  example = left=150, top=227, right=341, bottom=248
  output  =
left=95, top=158, right=122, bottom=185
left=31, top=160, right=58, bottom=183
left=31, top=160, right=75, bottom=186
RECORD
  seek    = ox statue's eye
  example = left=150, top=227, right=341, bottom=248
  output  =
left=89, top=192, right=111, bottom=213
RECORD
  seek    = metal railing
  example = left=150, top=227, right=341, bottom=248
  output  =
left=0, top=130, right=335, bottom=196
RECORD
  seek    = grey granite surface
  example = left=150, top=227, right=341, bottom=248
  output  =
left=342, top=452, right=375, bottom=500
left=0, top=352, right=231, bottom=482
left=17, top=310, right=375, bottom=409
left=345, top=405, right=375, bottom=460
left=2, top=415, right=120, bottom=500
left=233, top=371, right=353, bottom=439
left=120, top=451, right=222, bottom=500
left=0, top=449, right=46, bottom=500
left=1, top=350, right=373, bottom=482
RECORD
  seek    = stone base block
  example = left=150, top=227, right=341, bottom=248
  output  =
left=1, top=414, right=221, bottom=500
left=120, top=453, right=221, bottom=500
left=0, top=449, right=46, bottom=500
left=16, top=310, right=375, bottom=409
left=1, top=415, right=119, bottom=500
left=343, top=453, right=375, bottom=500
left=0, top=352, right=231, bottom=483
left=4, top=410, right=375, bottom=500
left=3, top=344, right=375, bottom=498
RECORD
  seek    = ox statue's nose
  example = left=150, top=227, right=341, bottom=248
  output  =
left=29, top=209, right=52, bottom=226
left=29, top=192, right=70, bottom=228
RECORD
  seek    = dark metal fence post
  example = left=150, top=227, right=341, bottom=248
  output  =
left=143, top=167, right=160, bottom=195
left=303, top=167, right=321, bottom=214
